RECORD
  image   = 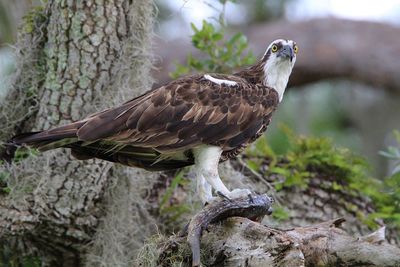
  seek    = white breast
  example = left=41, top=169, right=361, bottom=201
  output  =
left=263, top=61, right=292, bottom=102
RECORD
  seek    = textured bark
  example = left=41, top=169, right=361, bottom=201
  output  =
left=153, top=18, right=400, bottom=94
left=0, top=0, right=155, bottom=265
left=153, top=217, right=400, bottom=267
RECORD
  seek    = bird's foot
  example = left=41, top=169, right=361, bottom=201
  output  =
left=214, top=188, right=253, bottom=202
left=203, top=196, right=222, bottom=206
left=203, top=189, right=253, bottom=206
left=226, top=188, right=252, bottom=199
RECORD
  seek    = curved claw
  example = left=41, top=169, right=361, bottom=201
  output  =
left=216, top=190, right=233, bottom=202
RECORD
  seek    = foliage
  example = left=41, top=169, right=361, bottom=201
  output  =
left=246, top=126, right=400, bottom=230
left=371, top=130, right=400, bottom=228
left=379, top=130, right=400, bottom=175
left=159, top=170, right=193, bottom=227
left=170, top=1, right=255, bottom=78
left=271, top=205, right=290, bottom=222
left=248, top=125, right=370, bottom=191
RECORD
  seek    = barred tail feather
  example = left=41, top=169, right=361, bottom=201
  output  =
left=68, top=142, right=194, bottom=171
left=11, top=121, right=85, bottom=151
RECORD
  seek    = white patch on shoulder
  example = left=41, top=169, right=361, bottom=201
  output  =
left=204, top=74, right=237, bottom=86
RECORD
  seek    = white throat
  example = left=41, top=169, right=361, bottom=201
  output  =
left=263, top=60, right=293, bottom=102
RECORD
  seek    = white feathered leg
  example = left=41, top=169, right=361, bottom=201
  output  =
left=193, top=146, right=251, bottom=203
left=196, top=174, right=212, bottom=205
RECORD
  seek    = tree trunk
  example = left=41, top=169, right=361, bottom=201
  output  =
left=0, top=0, right=156, bottom=265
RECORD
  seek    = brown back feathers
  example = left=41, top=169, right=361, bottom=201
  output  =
left=11, top=73, right=279, bottom=170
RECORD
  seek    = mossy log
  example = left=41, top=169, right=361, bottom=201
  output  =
left=152, top=209, right=400, bottom=267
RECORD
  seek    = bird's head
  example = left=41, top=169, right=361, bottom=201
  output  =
left=262, top=39, right=298, bottom=101
left=263, top=39, right=298, bottom=68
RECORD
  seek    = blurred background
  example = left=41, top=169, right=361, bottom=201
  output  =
left=1, top=0, right=400, bottom=177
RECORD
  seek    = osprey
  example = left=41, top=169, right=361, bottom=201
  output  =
left=11, top=39, right=297, bottom=204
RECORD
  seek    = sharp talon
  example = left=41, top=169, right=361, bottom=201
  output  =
left=216, top=191, right=232, bottom=202
left=248, top=194, right=254, bottom=203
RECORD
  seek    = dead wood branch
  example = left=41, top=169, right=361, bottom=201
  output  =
left=155, top=217, right=400, bottom=267
left=184, top=194, right=273, bottom=267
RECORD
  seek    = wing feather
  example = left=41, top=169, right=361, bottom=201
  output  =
left=74, top=74, right=279, bottom=153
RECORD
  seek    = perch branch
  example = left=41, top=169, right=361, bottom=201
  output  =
left=184, top=194, right=273, bottom=267
left=156, top=216, right=400, bottom=266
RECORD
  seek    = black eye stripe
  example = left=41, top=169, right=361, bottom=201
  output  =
left=270, top=42, right=283, bottom=52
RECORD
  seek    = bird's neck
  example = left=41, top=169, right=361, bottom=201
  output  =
left=236, top=60, right=292, bottom=102
left=262, top=60, right=292, bottom=102
left=235, top=61, right=265, bottom=85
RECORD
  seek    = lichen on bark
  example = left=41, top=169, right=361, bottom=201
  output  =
left=0, top=0, right=158, bottom=265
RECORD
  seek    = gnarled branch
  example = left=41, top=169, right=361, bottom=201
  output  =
left=155, top=216, right=400, bottom=267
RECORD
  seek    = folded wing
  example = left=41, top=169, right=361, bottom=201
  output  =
left=76, top=75, right=279, bottom=153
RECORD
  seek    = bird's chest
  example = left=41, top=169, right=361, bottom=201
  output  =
left=220, top=116, right=273, bottom=161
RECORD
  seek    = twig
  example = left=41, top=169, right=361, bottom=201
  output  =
left=236, top=157, right=282, bottom=204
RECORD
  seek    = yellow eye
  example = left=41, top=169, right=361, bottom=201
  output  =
left=293, top=45, right=298, bottom=54
left=271, top=44, right=278, bottom=52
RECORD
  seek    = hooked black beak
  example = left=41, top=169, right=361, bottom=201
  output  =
left=278, top=45, right=294, bottom=61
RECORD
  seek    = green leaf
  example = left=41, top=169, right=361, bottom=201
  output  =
left=171, top=9, right=253, bottom=78
left=246, top=159, right=261, bottom=172
left=160, top=171, right=185, bottom=209
left=271, top=205, right=290, bottom=221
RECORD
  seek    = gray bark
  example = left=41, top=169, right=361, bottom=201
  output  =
left=0, top=0, right=156, bottom=265
left=142, top=213, right=400, bottom=266
left=197, top=217, right=400, bottom=266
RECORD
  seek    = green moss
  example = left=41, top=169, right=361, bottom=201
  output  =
left=17, top=3, right=48, bottom=99
left=138, top=232, right=219, bottom=267
left=21, top=6, right=46, bottom=34
left=0, top=148, right=39, bottom=195
left=248, top=126, right=370, bottom=191
left=0, top=167, right=10, bottom=194
left=137, top=234, right=191, bottom=267
left=246, top=126, right=400, bottom=231
left=271, top=205, right=290, bottom=222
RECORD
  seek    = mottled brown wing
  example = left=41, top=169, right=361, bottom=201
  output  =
left=76, top=74, right=279, bottom=153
